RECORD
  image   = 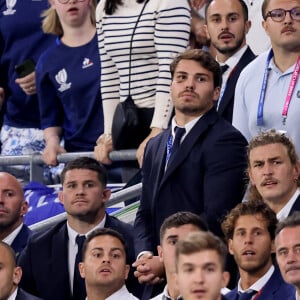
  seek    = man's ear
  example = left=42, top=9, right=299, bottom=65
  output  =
left=79, top=262, right=86, bottom=279
left=203, top=24, right=210, bottom=39
left=157, top=245, right=164, bottom=263
left=20, top=201, right=28, bottom=216
left=213, top=86, right=220, bottom=101
left=58, top=190, right=64, bottom=205
left=13, top=266, right=22, bottom=285
left=101, top=188, right=111, bottom=204
left=228, top=239, right=234, bottom=255
left=124, top=264, right=130, bottom=280
left=222, top=271, right=230, bottom=288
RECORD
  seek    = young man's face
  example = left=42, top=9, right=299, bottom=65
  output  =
left=262, top=0, right=300, bottom=52
left=158, top=224, right=202, bottom=276
left=248, top=143, right=299, bottom=210
left=59, top=169, right=110, bottom=219
left=171, top=59, right=220, bottom=121
left=205, top=0, right=250, bottom=58
left=176, top=250, right=228, bottom=300
left=79, top=235, right=129, bottom=294
left=228, top=214, right=273, bottom=278
left=276, top=226, right=300, bottom=289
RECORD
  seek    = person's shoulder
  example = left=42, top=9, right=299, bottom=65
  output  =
left=16, top=288, right=43, bottom=300
left=105, top=214, right=134, bottom=233
left=27, top=220, right=67, bottom=245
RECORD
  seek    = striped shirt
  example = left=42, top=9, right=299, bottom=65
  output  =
left=96, top=0, right=191, bottom=133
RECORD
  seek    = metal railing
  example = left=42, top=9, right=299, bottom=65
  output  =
left=0, top=150, right=137, bottom=182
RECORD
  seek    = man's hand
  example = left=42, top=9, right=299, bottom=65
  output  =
left=132, top=253, right=165, bottom=285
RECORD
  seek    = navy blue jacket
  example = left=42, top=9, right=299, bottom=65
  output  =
left=226, top=266, right=295, bottom=300
left=134, top=108, right=248, bottom=254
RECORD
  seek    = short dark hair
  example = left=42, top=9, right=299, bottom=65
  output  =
left=0, top=241, right=17, bottom=267
left=262, top=0, right=271, bottom=19
left=159, top=211, right=208, bottom=243
left=60, top=157, right=108, bottom=186
left=275, top=212, right=300, bottom=237
left=82, top=228, right=127, bottom=261
left=170, top=49, right=222, bottom=88
left=176, top=231, right=227, bottom=270
left=221, top=200, right=278, bottom=241
left=205, top=0, right=249, bottom=21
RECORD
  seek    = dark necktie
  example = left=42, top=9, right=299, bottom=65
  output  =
left=73, top=235, right=86, bottom=300
left=220, top=64, right=229, bottom=74
left=239, top=290, right=257, bottom=300
left=171, top=127, right=186, bottom=156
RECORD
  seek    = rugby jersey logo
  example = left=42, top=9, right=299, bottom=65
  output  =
left=55, top=69, right=72, bottom=92
left=82, top=58, right=94, bottom=69
left=3, top=0, right=17, bottom=15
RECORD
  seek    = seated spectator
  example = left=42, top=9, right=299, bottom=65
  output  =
left=0, top=1, right=56, bottom=182
left=222, top=200, right=295, bottom=299
left=175, top=231, right=230, bottom=300
left=0, top=172, right=31, bottom=258
left=79, top=228, right=138, bottom=300
left=247, top=130, right=300, bottom=220
left=0, top=241, right=42, bottom=300
left=275, top=212, right=300, bottom=299
left=151, top=211, right=208, bottom=300
left=18, top=157, right=141, bottom=300
left=37, top=0, right=103, bottom=167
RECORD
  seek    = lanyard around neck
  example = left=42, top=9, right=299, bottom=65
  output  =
left=257, top=49, right=300, bottom=126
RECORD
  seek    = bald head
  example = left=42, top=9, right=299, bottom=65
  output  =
left=0, top=172, right=27, bottom=239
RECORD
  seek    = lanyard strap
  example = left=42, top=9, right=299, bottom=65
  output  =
left=257, top=49, right=300, bottom=126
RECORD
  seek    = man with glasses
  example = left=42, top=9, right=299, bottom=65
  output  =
left=232, top=0, right=300, bottom=158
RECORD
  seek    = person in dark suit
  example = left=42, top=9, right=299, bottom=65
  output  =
left=204, top=0, right=256, bottom=123
left=247, top=130, right=300, bottom=220
left=222, top=200, right=295, bottom=299
left=0, top=172, right=32, bottom=258
left=175, top=231, right=230, bottom=300
left=18, top=157, right=141, bottom=300
left=133, top=49, right=247, bottom=292
left=0, top=241, right=42, bottom=300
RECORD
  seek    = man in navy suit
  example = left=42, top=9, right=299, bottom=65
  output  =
left=247, top=130, right=300, bottom=220
left=204, top=0, right=256, bottom=123
left=222, top=200, right=295, bottom=299
left=0, top=241, right=41, bottom=300
left=133, top=49, right=247, bottom=288
left=18, top=157, right=141, bottom=300
left=0, top=172, right=31, bottom=258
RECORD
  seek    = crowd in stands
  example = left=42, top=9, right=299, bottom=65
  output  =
left=1, top=0, right=300, bottom=299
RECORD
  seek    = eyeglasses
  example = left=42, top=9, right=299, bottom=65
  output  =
left=264, top=7, right=300, bottom=22
left=57, top=0, right=85, bottom=4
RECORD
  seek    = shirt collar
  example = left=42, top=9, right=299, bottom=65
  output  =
left=171, top=116, right=201, bottom=138
left=217, top=45, right=248, bottom=70
left=67, top=214, right=107, bottom=247
left=161, top=284, right=182, bottom=300
left=238, top=264, right=275, bottom=293
left=277, top=188, right=300, bottom=221
left=3, top=223, right=24, bottom=246
left=7, top=287, right=18, bottom=300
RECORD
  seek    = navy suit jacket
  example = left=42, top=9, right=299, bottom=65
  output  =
left=217, top=47, right=256, bottom=123
left=289, top=194, right=300, bottom=215
left=18, top=214, right=139, bottom=300
left=16, top=288, right=42, bottom=300
left=11, top=224, right=32, bottom=259
left=226, top=266, right=295, bottom=300
left=134, top=108, right=248, bottom=254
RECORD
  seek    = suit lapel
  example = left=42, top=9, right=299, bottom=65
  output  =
left=162, top=109, right=218, bottom=185
left=51, top=223, right=71, bottom=298
left=218, top=47, right=256, bottom=114
left=150, top=130, right=170, bottom=209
